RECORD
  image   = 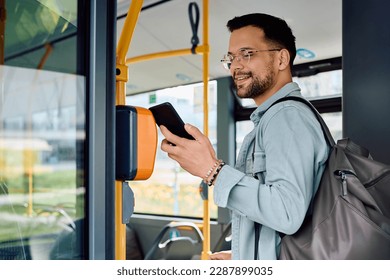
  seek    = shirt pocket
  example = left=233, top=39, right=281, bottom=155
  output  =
left=245, top=151, right=266, bottom=181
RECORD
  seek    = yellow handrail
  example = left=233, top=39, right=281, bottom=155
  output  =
left=126, top=46, right=206, bottom=64
left=117, top=0, right=211, bottom=260
left=200, top=0, right=210, bottom=260
left=115, top=0, right=144, bottom=260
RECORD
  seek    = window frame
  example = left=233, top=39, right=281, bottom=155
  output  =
left=233, top=57, right=342, bottom=121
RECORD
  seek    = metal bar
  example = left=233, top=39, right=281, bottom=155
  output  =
left=119, top=0, right=212, bottom=261
left=115, top=0, right=144, bottom=260
left=116, top=1, right=143, bottom=66
left=200, top=0, right=211, bottom=260
left=126, top=46, right=205, bottom=64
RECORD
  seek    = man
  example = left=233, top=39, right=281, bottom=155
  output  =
left=160, top=13, right=329, bottom=260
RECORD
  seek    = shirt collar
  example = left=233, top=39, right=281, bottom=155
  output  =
left=250, top=82, right=302, bottom=125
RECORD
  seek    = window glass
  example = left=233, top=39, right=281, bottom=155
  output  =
left=293, top=70, right=342, bottom=99
left=127, top=81, right=218, bottom=218
left=239, top=70, right=342, bottom=108
left=235, top=121, right=254, bottom=157
left=321, top=112, right=343, bottom=141
left=0, top=1, right=85, bottom=260
left=4, top=0, right=78, bottom=73
left=236, top=112, right=342, bottom=156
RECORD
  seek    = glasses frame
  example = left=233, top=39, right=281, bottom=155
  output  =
left=221, top=48, right=281, bottom=70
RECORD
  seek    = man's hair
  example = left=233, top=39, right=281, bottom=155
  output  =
left=227, top=13, right=296, bottom=68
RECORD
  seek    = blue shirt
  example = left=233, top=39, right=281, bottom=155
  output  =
left=213, top=82, right=329, bottom=260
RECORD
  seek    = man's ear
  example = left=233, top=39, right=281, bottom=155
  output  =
left=278, top=49, right=290, bottom=71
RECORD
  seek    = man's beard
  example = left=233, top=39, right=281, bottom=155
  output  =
left=234, top=70, right=275, bottom=100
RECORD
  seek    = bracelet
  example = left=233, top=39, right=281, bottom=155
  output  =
left=203, top=160, right=220, bottom=183
left=207, top=160, right=225, bottom=186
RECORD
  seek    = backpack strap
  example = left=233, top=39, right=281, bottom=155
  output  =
left=337, top=138, right=372, bottom=159
left=254, top=222, right=261, bottom=260
left=269, top=96, right=335, bottom=147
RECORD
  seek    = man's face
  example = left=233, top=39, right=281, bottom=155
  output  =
left=228, top=26, right=279, bottom=102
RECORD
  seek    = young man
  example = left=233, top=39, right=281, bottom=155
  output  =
left=160, top=13, right=329, bottom=260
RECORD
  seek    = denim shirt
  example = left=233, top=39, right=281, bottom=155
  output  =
left=213, top=82, right=329, bottom=260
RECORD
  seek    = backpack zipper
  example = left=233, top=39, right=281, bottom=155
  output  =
left=335, top=170, right=355, bottom=196
left=364, top=170, right=390, bottom=189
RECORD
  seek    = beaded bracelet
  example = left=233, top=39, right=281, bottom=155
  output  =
left=203, top=160, right=220, bottom=183
left=207, top=161, right=225, bottom=186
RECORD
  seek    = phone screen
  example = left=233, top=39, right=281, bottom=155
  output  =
left=149, top=102, right=194, bottom=140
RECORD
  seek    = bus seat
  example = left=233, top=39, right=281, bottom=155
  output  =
left=0, top=181, right=28, bottom=260
left=126, top=223, right=143, bottom=260
left=213, top=222, right=232, bottom=253
left=49, top=218, right=83, bottom=260
left=144, top=221, right=203, bottom=260
left=158, top=236, right=200, bottom=260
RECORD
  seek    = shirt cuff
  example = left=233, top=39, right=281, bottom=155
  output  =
left=213, top=164, right=245, bottom=208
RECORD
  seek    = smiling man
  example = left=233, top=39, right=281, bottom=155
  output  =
left=160, top=13, right=329, bottom=260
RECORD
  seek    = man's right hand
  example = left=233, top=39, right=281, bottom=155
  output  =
left=209, top=250, right=232, bottom=260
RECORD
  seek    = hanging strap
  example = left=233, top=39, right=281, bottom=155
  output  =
left=188, top=2, right=200, bottom=54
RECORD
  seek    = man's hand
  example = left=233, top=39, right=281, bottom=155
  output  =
left=209, top=250, right=232, bottom=260
left=160, top=123, right=218, bottom=179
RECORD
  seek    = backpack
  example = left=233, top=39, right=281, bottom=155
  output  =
left=255, top=96, right=390, bottom=259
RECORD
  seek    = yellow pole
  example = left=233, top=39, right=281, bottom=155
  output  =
left=120, top=0, right=211, bottom=260
left=201, top=0, right=211, bottom=260
left=115, top=0, right=143, bottom=260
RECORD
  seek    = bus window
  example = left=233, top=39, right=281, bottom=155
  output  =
left=0, top=0, right=86, bottom=260
left=236, top=112, right=342, bottom=160
left=127, top=81, right=218, bottom=219
left=293, top=69, right=342, bottom=99
left=321, top=112, right=342, bottom=141
left=236, top=67, right=343, bottom=155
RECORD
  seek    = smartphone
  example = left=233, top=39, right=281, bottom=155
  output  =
left=149, top=102, right=195, bottom=140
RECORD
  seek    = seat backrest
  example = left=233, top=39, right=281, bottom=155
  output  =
left=144, top=221, right=203, bottom=260
left=213, top=222, right=232, bottom=253
left=160, top=236, right=201, bottom=260
left=126, top=224, right=143, bottom=260
left=0, top=181, right=27, bottom=260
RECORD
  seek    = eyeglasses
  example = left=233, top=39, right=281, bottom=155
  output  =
left=221, top=48, right=281, bottom=70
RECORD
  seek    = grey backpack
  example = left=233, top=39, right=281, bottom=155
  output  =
left=255, top=96, right=390, bottom=259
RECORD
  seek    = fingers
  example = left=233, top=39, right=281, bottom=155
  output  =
left=160, top=138, right=173, bottom=153
left=159, top=123, right=219, bottom=178
left=208, top=251, right=232, bottom=260
left=160, top=139, right=181, bottom=161
left=160, top=125, right=182, bottom=146
left=160, top=132, right=184, bottom=161
left=161, top=123, right=204, bottom=146
left=184, top=123, right=203, bottom=141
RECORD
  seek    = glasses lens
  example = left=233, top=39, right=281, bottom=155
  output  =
left=221, top=54, right=232, bottom=70
left=241, top=50, right=251, bottom=64
left=223, top=61, right=231, bottom=70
